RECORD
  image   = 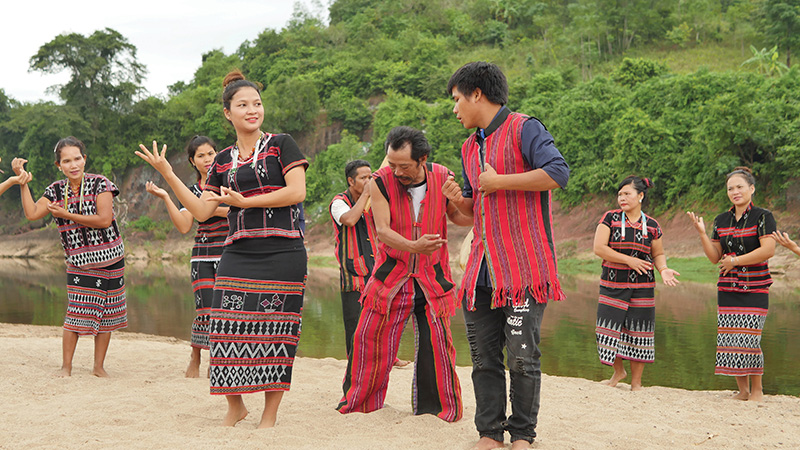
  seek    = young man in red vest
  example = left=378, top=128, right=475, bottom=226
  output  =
left=337, top=126, right=471, bottom=422
left=444, top=62, right=570, bottom=449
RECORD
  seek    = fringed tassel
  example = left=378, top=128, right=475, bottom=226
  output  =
left=434, top=293, right=458, bottom=318
left=489, top=280, right=567, bottom=309
left=359, top=291, right=389, bottom=315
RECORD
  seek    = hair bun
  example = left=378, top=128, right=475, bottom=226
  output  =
left=643, top=178, right=652, bottom=188
left=223, top=70, right=246, bottom=88
left=733, top=166, right=752, bottom=174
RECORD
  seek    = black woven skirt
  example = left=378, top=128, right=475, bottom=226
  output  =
left=208, top=238, right=306, bottom=395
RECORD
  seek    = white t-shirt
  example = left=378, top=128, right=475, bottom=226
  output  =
left=330, top=199, right=351, bottom=226
left=408, top=183, right=427, bottom=220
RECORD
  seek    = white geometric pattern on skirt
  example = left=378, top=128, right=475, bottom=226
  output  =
left=716, top=310, right=766, bottom=373
left=596, top=317, right=655, bottom=364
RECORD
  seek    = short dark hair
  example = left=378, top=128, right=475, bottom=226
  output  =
left=447, top=61, right=508, bottom=105
left=384, top=126, right=431, bottom=162
left=186, top=135, right=218, bottom=181
left=726, top=166, right=756, bottom=186
left=54, top=136, right=86, bottom=163
left=345, top=159, right=371, bottom=181
left=618, top=175, right=654, bottom=204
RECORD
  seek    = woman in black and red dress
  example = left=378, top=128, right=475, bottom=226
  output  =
left=137, top=70, right=308, bottom=427
left=593, top=175, right=680, bottom=391
left=16, top=137, right=127, bottom=378
left=687, top=167, right=775, bottom=401
left=145, top=135, right=229, bottom=377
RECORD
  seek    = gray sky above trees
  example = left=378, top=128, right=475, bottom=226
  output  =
left=2, top=0, right=325, bottom=103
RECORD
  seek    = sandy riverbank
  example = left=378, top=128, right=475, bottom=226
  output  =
left=1, top=323, right=798, bottom=449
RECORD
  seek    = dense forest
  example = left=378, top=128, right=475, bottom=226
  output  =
left=1, top=0, right=799, bottom=231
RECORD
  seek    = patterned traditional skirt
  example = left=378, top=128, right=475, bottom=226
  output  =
left=190, top=260, right=218, bottom=350
left=596, top=286, right=655, bottom=365
left=716, top=291, right=768, bottom=376
left=209, top=238, right=306, bottom=395
left=65, top=259, right=127, bottom=336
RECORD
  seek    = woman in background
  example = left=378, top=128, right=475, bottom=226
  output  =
left=593, top=175, right=680, bottom=391
left=687, top=167, right=775, bottom=401
left=145, top=135, right=228, bottom=377
left=16, top=137, right=127, bottom=377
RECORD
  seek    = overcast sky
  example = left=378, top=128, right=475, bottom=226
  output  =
left=1, top=0, right=326, bottom=103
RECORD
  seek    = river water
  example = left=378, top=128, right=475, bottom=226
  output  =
left=1, top=259, right=798, bottom=395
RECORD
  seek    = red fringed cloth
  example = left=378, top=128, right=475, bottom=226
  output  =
left=460, top=112, right=566, bottom=310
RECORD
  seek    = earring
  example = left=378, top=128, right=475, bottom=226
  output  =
left=639, top=199, right=642, bottom=203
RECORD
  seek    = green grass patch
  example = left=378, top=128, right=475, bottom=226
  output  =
left=663, top=257, right=719, bottom=284
left=559, top=258, right=602, bottom=276
left=308, top=254, right=338, bottom=269
left=559, top=256, right=718, bottom=285
left=617, top=39, right=756, bottom=75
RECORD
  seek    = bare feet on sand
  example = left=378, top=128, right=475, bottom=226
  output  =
left=393, top=358, right=411, bottom=368
left=601, top=370, right=627, bottom=387
left=222, top=405, right=249, bottom=427
left=630, top=383, right=643, bottom=392
left=732, top=391, right=750, bottom=401
left=473, top=437, right=505, bottom=450
left=54, top=366, right=72, bottom=378
left=257, top=411, right=278, bottom=429
left=511, top=440, right=533, bottom=450
left=749, top=390, right=764, bottom=402
left=92, top=367, right=109, bottom=378
left=185, top=360, right=201, bottom=378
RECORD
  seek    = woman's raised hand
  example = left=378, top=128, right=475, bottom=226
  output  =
left=145, top=181, right=169, bottom=200
left=686, top=211, right=706, bottom=234
left=11, top=158, right=27, bottom=175
left=210, top=186, right=247, bottom=208
left=12, top=170, right=33, bottom=186
left=136, top=141, right=173, bottom=175
left=772, top=230, right=800, bottom=254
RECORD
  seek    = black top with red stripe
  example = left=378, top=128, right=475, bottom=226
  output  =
left=598, top=209, right=663, bottom=289
left=712, top=203, right=775, bottom=293
left=187, top=183, right=229, bottom=261
left=205, top=133, right=308, bottom=245
left=43, top=174, right=125, bottom=269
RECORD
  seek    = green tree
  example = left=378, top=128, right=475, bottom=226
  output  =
left=611, top=58, right=668, bottom=87
left=305, top=132, right=370, bottom=216
left=262, top=78, right=320, bottom=135
left=29, top=28, right=146, bottom=138
left=324, top=90, right=373, bottom=135
left=1, top=103, right=92, bottom=194
left=759, top=0, right=800, bottom=67
left=369, top=92, right=427, bottom=165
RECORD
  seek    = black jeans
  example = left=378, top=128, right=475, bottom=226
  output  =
left=462, top=286, right=546, bottom=444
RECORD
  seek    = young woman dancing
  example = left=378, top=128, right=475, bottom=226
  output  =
left=16, top=137, right=127, bottom=377
left=136, top=70, right=308, bottom=427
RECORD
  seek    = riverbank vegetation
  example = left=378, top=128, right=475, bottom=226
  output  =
left=1, top=0, right=799, bottom=232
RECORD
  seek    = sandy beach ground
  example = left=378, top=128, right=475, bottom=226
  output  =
left=1, top=323, right=798, bottom=449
